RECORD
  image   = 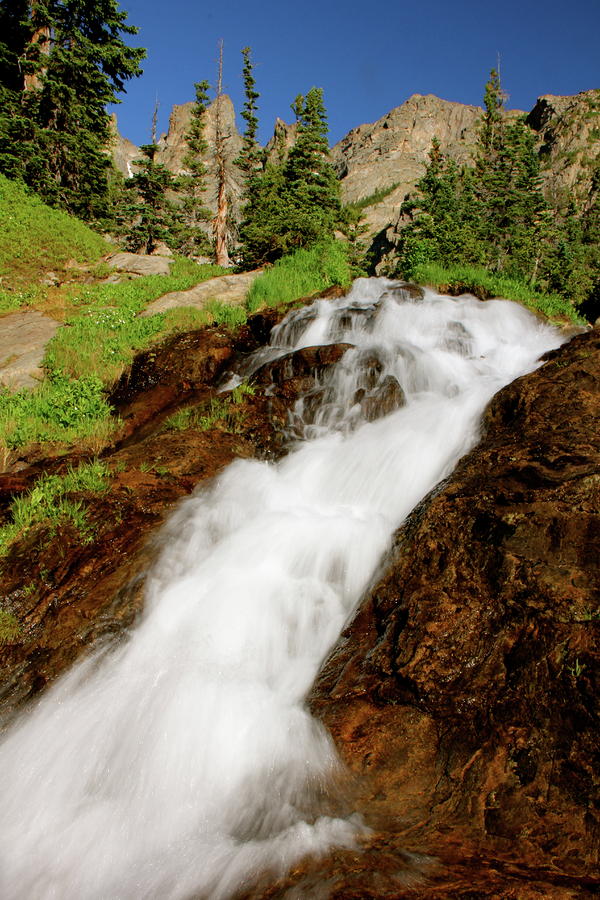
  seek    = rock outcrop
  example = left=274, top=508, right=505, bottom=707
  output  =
left=108, top=113, right=139, bottom=178
left=140, top=269, right=261, bottom=316
left=527, top=90, right=600, bottom=212
left=0, top=311, right=61, bottom=391
left=111, top=96, right=244, bottom=225
left=332, top=94, right=483, bottom=235
left=264, top=117, right=298, bottom=165
left=107, top=251, right=173, bottom=278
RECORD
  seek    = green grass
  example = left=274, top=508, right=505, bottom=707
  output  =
left=163, top=384, right=255, bottom=434
left=44, top=257, right=227, bottom=382
left=0, top=609, right=22, bottom=645
left=0, top=176, right=249, bottom=463
left=0, top=174, right=108, bottom=301
left=411, top=262, right=585, bottom=324
left=246, top=241, right=352, bottom=314
left=0, top=259, right=234, bottom=461
left=0, top=371, right=114, bottom=454
left=159, top=299, right=248, bottom=337
left=0, top=459, right=110, bottom=556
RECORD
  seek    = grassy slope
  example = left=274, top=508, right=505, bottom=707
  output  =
left=246, top=241, right=352, bottom=312
left=0, top=186, right=351, bottom=466
left=0, top=175, right=109, bottom=311
left=0, top=180, right=230, bottom=459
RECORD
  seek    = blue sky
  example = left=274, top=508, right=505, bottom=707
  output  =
left=112, top=0, right=600, bottom=148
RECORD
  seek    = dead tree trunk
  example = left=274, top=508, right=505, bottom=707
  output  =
left=212, top=40, right=231, bottom=268
left=23, top=3, right=50, bottom=93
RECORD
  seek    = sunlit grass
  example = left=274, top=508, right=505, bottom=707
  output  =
left=246, top=240, right=352, bottom=313
left=0, top=459, right=111, bottom=555
left=0, top=174, right=108, bottom=303
left=412, top=262, right=585, bottom=324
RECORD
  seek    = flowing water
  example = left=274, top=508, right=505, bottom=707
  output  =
left=0, top=279, right=565, bottom=899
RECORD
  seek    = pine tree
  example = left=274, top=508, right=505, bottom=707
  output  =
left=474, top=72, right=552, bottom=280
left=171, top=79, right=212, bottom=257
left=0, top=0, right=144, bottom=220
left=480, top=68, right=505, bottom=154
left=122, top=101, right=176, bottom=254
left=395, top=138, right=483, bottom=276
left=237, top=46, right=261, bottom=181
left=237, top=160, right=289, bottom=265
left=283, top=87, right=341, bottom=247
left=239, top=87, right=340, bottom=267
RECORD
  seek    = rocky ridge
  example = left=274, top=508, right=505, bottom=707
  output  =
left=331, top=93, right=484, bottom=235
left=527, top=91, right=600, bottom=211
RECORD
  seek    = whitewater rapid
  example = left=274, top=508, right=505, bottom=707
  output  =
left=0, top=279, right=564, bottom=899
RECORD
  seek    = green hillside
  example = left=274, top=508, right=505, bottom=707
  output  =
left=0, top=175, right=109, bottom=311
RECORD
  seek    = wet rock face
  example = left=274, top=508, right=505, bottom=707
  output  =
left=292, top=329, right=599, bottom=897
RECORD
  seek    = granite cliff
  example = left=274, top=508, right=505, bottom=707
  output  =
left=332, top=93, right=484, bottom=236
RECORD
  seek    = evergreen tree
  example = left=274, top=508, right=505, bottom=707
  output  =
left=122, top=102, right=176, bottom=254
left=171, top=79, right=212, bottom=257
left=0, top=0, right=144, bottom=220
left=395, top=138, right=483, bottom=275
left=396, top=69, right=557, bottom=291
left=283, top=87, right=341, bottom=246
left=239, top=87, right=340, bottom=267
left=236, top=46, right=261, bottom=181
left=546, top=175, right=600, bottom=310
left=339, top=202, right=369, bottom=275
left=479, top=68, right=505, bottom=154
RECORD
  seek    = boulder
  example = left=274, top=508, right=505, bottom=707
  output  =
left=106, top=252, right=173, bottom=277
left=0, top=310, right=61, bottom=391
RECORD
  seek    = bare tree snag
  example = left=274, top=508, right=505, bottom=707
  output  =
left=213, top=40, right=231, bottom=267
left=23, top=2, right=50, bottom=93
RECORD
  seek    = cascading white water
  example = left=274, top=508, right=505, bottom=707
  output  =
left=0, top=279, right=565, bottom=899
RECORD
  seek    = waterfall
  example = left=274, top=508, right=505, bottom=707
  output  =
left=0, top=279, right=564, bottom=899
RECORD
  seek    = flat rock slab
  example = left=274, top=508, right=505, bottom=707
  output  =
left=0, top=310, right=61, bottom=391
left=141, top=270, right=261, bottom=316
left=107, top=252, right=173, bottom=277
